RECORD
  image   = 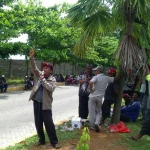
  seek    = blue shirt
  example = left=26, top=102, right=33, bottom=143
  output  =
left=121, top=100, right=140, bottom=122
left=34, top=81, right=43, bottom=102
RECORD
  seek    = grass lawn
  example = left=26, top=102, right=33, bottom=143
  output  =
left=1, top=119, right=150, bottom=150
left=119, top=119, right=150, bottom=150
left=7, top=79, right=24, bottom=85
left=1, top=121, right=80, bottom=150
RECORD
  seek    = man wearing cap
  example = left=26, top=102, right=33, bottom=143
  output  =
left=89, top=66, right=115, bottom=132
left=29, top=49, right=61, bottom=149
left=101, top=68, right=119, bottom=125
left=77, top=64, right=94, bottom=120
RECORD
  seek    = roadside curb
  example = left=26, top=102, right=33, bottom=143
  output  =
left=0, top=119, right=69, bottom=149
left=7, top=82, right=65, bottom=92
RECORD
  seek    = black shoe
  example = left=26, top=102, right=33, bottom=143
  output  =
left=35, top=141, right=45, bottom=146
left=95, top=124, right=100, bottom=132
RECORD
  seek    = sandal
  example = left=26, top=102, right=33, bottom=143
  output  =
left=128, top=136, right=140, bottom=141
left=46, top=144, right=61, bottom=149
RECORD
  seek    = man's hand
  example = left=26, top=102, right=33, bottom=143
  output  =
left=30, top=49, right=35, bottom=58
left=86, top=77, right=92, bottom=81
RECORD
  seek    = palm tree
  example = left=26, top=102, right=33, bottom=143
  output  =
left=68, top=0, right=150, bottom=124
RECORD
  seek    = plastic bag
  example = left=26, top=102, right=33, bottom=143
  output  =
left=109, top=121, right=130, bottom=133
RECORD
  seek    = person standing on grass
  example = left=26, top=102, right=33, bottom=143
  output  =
left=130, top=65, right=150, bottom=141
left=77, top=64, right=93, bottom=120
left=101, top=68, right=119, bottom=125
left=89, top=66, right=115, bottom=132
left=29, top=49, right=61, bottom=149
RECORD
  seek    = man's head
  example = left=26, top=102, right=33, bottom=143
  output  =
left=42, top=62, right=53, bottom=77
left=86, top=64, right=93, bottom=75
left=92, top=66, right=103, bottom=75
left=2, top=75, right=5, bottom=78
left=132, top=91, right=140, bottom=101
left=108, top=68, right=116, bottom=77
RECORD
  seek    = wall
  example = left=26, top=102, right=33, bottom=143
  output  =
left=0, top=59, right=84, bottom=78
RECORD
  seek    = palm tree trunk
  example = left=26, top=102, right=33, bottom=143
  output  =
left=111, top=15, right=135, bottom=124
left=111, top=74, right=125, bottom=124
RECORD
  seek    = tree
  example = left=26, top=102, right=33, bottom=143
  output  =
left=68, top=0, right=150, bottom=124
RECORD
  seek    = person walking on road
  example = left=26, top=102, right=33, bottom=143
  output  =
left=29, top=49, right=61, bottom=149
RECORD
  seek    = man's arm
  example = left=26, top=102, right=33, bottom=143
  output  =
left=121, top=102, right=139, bottom=112
left=29, top=49, right=40, bottom=78
left=134, top=75, right=142, bottom=91
left=41, top=77, right=56, bottom=92
left=89, top=81, right=94, bottom=93
left=77, top=77, right=92, bottom=84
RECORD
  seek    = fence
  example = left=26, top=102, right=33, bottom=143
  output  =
left=0, top=59, right=84, bottom=79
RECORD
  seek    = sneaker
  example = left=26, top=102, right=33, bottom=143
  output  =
left=95, top=124, right=100, bottom=132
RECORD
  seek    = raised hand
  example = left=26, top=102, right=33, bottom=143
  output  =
left=29, top=49, right=35, bottom=58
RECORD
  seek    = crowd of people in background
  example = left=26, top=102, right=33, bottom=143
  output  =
left=1, top=58, right=150, bottom=144
left=76, top=63, right=150, bottom=142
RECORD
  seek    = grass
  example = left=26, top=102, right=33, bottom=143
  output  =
left=119, top=119, right=150, bottom=150
left=1, top=121, right=80, bottom=150
left=7, top=79, right=24, bottom=85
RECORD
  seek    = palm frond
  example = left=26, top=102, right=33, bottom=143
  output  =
left=73, top=7, right=112, bottom=57
left=67, top=0, right=107, bottom=26
left=115, top=34, right=147, bottom=77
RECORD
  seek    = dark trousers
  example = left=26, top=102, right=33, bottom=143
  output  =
left=140, top=109, right=150, bottom=136
left=120, top=113, right=130, bottom=122
left=79, top=95, right=89, bottom=119
left=33, top=100, right=58, bottom=145
left=0, top=84, right=7, bottom=92
left=102, top=99, right=114, bottom=120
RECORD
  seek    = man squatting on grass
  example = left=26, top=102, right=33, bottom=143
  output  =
left=130, top=65, right=150, bottom=141
left=29, top=49, right=61, bottom=149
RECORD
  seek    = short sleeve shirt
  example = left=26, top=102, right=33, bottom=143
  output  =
left=77, top=72, right=94, bottom=96
left=89, top=74, right=114, bottom=98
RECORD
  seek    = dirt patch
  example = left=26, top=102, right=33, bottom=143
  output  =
left=30, top=127, right=128, bottom=150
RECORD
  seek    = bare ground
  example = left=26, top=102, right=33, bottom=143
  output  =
left=30, top=126, right=129, bottom=150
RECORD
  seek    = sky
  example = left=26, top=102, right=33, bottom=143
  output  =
left=9, top=0, right=78, bottom=59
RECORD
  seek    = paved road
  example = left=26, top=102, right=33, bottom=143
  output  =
left=0, top=85, right=79, bottom=149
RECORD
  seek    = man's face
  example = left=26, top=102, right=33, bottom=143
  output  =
left=94, top=70, right=100, bottom=75
left=132, top=93, right=139, bottom=101
left=43, top=66, right=52, bottom=77
left=86, top=67, right=92, bottom=74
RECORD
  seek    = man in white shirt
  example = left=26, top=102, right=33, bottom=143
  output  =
left=89, top=66, right=114, bottom=132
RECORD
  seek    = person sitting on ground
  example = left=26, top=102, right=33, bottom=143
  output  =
left=120, top=91, right=140, bottom=122
left=56, top=74, right=61, bottom=82
left=122, top=93, right=133, bottom=107
left=59, top=74, right=65, bottom=82
left=0, top=75, right=8, bottom=93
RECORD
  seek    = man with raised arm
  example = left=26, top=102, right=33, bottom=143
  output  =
left=29, top=49, right=61, bottom=149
